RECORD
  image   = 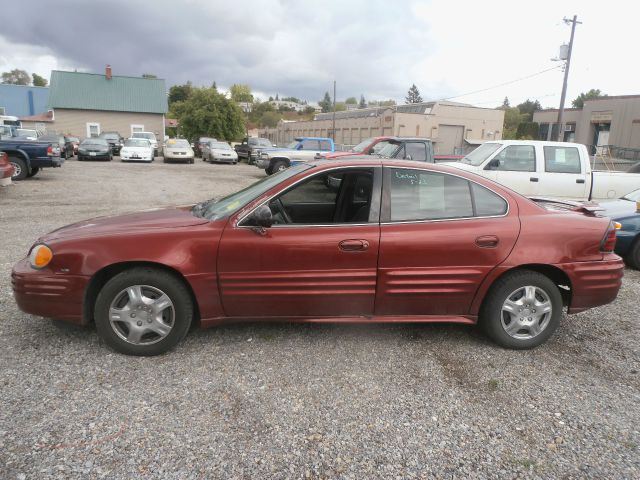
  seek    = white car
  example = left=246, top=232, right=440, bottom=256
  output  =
left=203, top=141, right=238, bottom=164
left=163, top=139, right=194, bottom=164
left=120, top=138, right=154, bottom=162
left=131, top=132, right=159, bottom=156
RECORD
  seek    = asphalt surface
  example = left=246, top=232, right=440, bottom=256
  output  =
left=1, top=157, right=639, bottom=479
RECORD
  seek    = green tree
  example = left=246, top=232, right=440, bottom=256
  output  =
left=32, top=73, right=47, bottom=87
left=335, top=102, right=347, bottom=112
left=405, top=84, right=423, bottom=104
left=260, top=111, right=281, bottom=128
left=572, top=89, right=606, bottom=108
left=142, top=73, right=157, bottom=79
left=502, top=97, right=510, bottom=108
left=516, top=122, right=539, bottom=140
left=282, top=96, right=300, bottom=103
left=359, top=95, right=367, bottom=109
left=516, top=99, right=542, bottom=122
left=501, top=107, right=526, bottom=140
left=176, top=87, right=245, bottom=141
left=319, top=91, right=332, bottom=113
left=229, top=84, right=253, bottom=103
left=345, top=96, right=357, bottom=105
left=168, top=82, right=193, bottom=106
left=1, top=69, right=30, bottom=85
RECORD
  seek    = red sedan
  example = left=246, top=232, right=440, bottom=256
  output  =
left=12, top=159, right=624, bottom=356
left=0, top=151, right=15, bottom=184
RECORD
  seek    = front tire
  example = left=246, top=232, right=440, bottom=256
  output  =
left=270, top=160, right=287, bottom=173
left=94, top=267, right=194, bottom=356
left=480, top=270, right=562, bottom=349
left=625, top=240, right=640, bottom=269
left=9, top=156, right=28, bottom=180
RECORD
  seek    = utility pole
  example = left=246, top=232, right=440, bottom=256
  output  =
left=332, top=80, right=336, bottom=142
left=556, top=15, right=581, bottom=141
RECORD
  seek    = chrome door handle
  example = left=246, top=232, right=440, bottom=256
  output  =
left=339, top=239, right=369, bottom=251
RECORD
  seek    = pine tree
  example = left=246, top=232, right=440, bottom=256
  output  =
left=359, top=95, right=366, bottom=109
left=405, top=84, right=423, bottom=104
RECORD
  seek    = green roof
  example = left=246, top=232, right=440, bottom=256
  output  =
left=48, top=70, right=167, bottom=114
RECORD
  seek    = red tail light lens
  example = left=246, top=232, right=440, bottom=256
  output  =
left=600, top=221, right=617, bottom=252
left=47, top=145, right=53, bottom=156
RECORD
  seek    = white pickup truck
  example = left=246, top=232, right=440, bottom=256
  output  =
left=444, top=140, right=640, bottom=201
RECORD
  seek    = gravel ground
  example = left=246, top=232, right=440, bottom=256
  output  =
left=1, top=158, right=639, bottom=479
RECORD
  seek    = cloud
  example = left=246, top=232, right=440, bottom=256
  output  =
left=0, top=0, right=639, bottom=108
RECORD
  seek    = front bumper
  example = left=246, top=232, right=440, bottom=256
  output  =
left=79, top=152, right=110, bottom=160
left=256, top=157, right=270, bottom=169
left=561, top=254, right=625, bottom=313
left=12, top=258, right=89, bottom=324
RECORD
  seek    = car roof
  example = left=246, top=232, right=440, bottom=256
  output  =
left=483, top=139, right=583, bottom=147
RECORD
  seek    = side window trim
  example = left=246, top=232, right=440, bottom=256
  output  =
left=380, top=166, right=510, bottom=223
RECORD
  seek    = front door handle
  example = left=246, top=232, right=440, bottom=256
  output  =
left=475, top=235, right=499, bottom=248
left=530, top=177, right=539, bottom=182
left=339, top=239, right=369, bottom=251
left=576, top=178, right=585, bottom=184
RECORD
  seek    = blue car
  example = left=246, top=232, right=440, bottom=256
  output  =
left=600, top=188, right=640, bottom=268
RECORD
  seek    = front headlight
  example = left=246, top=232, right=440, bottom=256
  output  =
left=261, top=152, right=269, bottom=159
left=29, top=244, right=53, bottom=269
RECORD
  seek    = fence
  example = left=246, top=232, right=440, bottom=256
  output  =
left=588, top=145, right=640, bottom=172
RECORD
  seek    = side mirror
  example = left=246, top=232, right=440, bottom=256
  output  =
left=249, top=204, right=273, bottom=233
left=273, top=144, right=277, bottom=147
left=486, top=158, right=500, bottom=170
left=405, top=154, right=413, bottom=161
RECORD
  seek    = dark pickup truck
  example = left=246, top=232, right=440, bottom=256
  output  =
left=0, top=138, right=64, bottom=180
left=234, top=137, right=274, bottom=164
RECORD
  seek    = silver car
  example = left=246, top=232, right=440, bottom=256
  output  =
left=203, top=141, right=238, bottom=164
left=163, top=139, right=195, bottom=164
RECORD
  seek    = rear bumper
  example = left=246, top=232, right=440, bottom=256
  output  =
left=31, top=156, right=64, bottom=168
left=560, top=255, right=625, bottom=313
left=11, top=258, right=89, bottom=324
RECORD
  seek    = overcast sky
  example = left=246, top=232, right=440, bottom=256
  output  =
left=0, top=0, right=637, bottom=108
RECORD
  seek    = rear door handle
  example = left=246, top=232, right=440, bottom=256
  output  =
left=339, top=239, right=369, bottom=251
left=530, top=177, right=539, bottom=182
left=576, top=178, right=585, bottom=184
left=475, top=235, right=499, bottom=248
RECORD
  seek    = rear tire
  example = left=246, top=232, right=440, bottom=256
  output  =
left=94, top=267, right=193, bottom=356
left=9, top=156, right=28, bottom=180
left=625, top=240, right=640, bottom=269
left=480, top=270, right=562, bottom=349
left=27, top=167, right=40, bottom=178
left=271, top=160, right=287, bottom=173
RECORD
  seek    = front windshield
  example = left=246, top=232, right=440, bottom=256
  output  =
left=257, top=138, right=272, bottom=147
left=17, top=129, right=36, bottom=136
left=81, top=139, right=108, bottom=146
left=460, top=143, right=503, bottom=166
left=196, top=164, right=312, bottom=220
left=210, top=142, right=231, bottom=150
left=124, top=139, right=150, bottom=147
left=100, top=133, right=119, bottom=140
left=167, top=139, right=190, bottom=148
left=132, top=133, right=155, bottom=140
left=622, top=189, right=640, bottom=202
left=377, top=142, right=401, bottom=158
left=285, top=141, right=298, bottom=149
left=351, top=138, right=375, bottom=152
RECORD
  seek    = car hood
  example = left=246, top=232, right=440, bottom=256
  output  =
left=121, top=146, right=152, bottom=152
left=42, top=206, right=208, bottom=241
left=598, top=198, right=638, bottom=219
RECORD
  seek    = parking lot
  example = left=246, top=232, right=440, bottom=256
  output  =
left=1, top=158, right=639, bottom=478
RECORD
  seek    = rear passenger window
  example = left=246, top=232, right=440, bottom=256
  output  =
left=389, top=169, right=473, bottom=221
left=471, top=183, right=508, bottom=216
left=319, top=140, right=331, bottom=151
left=405, top=142, right=427, bottom=161
left=301, top=140, right=320, bottom=150
left=544, top=146, right=581, bottom=173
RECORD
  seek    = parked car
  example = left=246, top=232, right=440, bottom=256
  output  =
left=0, top=137, right=63, bottom=180
left=130, top=132, right=159, bottom=156
left=234, top=137, right=273, bottom=164
left=193, top=137, right=217, bottom=158
left=66, top=136, right=80, bottom=155
left=98, top=132, right=124, bottom=155
left=0, top=151, right=15, bottom=186
left=203, top=141, right=238, bottom=164
left=12, top=158, right=623, bottom=356
left=599, top=187, right=640, bottom=268
left=77, top=138, right=112, bottom=161
left=323, top=136, right=457, bottom=162
left=163, top=139, right=194, bottom=163
left=38, top=133, right=74, bottom=159
left=120, top=138, right=154, bottom=162
left=443, top=140, right=640, bottom=201
left=256, top=137, right=336, bottom=174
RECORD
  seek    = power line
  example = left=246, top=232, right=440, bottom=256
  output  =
left=439, top=65, right=563, bottom=101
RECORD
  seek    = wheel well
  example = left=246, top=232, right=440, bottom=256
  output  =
left=488, top=264, right=573, bottom=307
left=83, top=261, right=201, bottom=326
left=270, top=157, right=290, bottom=166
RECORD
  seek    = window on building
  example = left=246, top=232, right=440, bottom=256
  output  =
left=86, top=122, right=101, bottom=137
left=131, top=124, right=145, bottom=135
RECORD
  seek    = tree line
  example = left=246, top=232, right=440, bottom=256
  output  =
left=1, top=68, right=48, bottom=86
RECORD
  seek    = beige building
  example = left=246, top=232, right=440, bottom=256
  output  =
left=533, top=95, right=640, bottom=157
left=259, top=101, right=504, bottom=155
left=36, top=67, right=167, bottom=140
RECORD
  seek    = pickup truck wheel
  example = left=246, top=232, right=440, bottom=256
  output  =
left=94, top=267, right=193, bottom=356
left=271, top=160, right=287, bottom=173
left=27, top=167, right=40, bottom=178
left=626, top=240, right=640, bottom=269
left=9, top=156, right=28, bottom=180
left=480, top=270, right=562, bottom=349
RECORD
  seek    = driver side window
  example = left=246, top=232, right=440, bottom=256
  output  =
left=269, top=169, right=376, bottom=225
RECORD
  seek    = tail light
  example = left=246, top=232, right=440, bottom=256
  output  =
left=600, top=221, right=618, bottom=253
left=46, top=145, right=60, bottom=156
